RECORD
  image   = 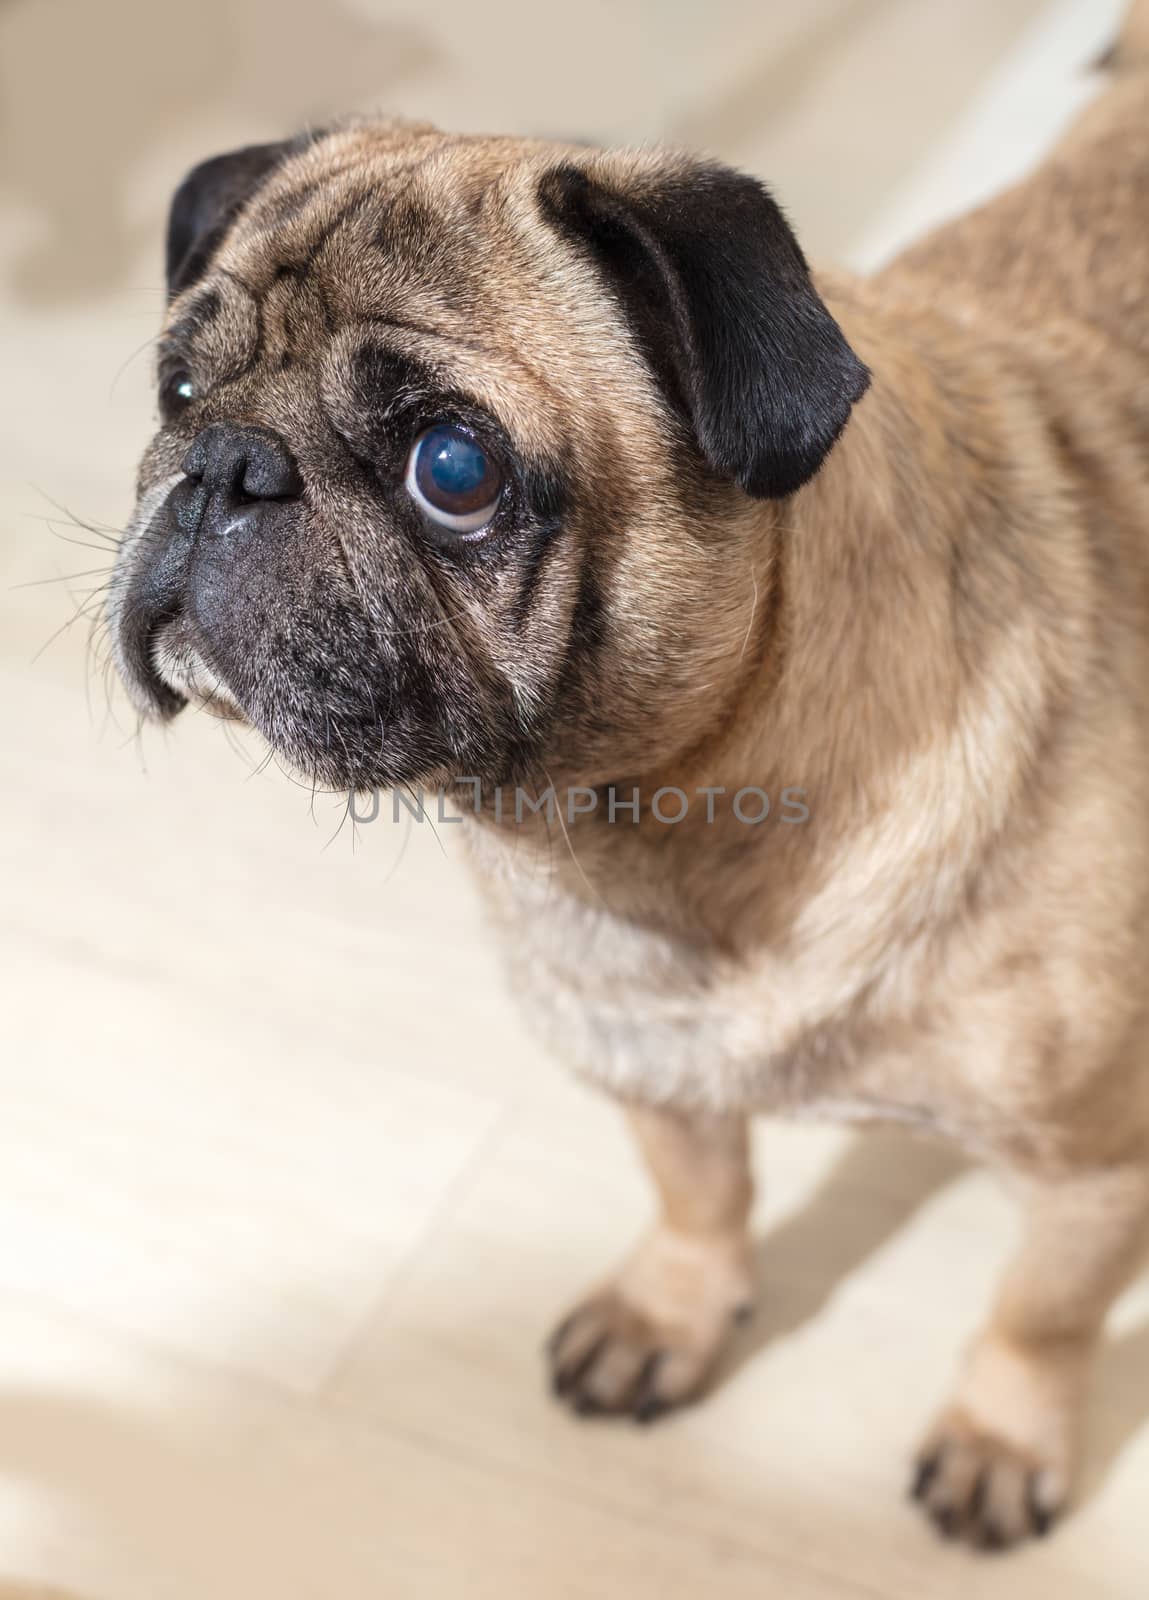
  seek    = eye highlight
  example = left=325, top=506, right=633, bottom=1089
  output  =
left=159, top=366, right=197, bottom=422
left=405, top=424, right=504, bottom=535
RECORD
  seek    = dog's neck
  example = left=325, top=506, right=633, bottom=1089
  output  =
left=465, top=279, right=1087, bottom=949
left=764, top=276, right=1083, bottom=796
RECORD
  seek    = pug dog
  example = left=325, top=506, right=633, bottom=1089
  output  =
left=109, top=1, right=1149, bottom=1552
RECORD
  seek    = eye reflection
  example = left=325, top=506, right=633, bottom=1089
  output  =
left=160, top=367, right=196, bottom=420
left=405, top=424, right=504, bottom=534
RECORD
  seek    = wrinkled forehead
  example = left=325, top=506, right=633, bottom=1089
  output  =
left=162, top=127, right=627, bottom=453
left=226, top=128, right=518, bottom=321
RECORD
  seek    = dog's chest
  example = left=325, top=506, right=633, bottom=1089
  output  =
left=504, top=906, right=752, bottom=1106
left=473, top=848, right=921, bottom=1118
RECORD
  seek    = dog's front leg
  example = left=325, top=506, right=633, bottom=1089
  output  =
left=548, top=1104, right=755, bottom=1421
left=914, top=1159, right=1149, bottom=1549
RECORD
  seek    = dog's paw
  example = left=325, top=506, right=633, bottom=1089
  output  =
left=547, top=1230, right=752, bottom=1423
left=547, top=1289, right=719, bottom=1421
left=911, top=1408, right=1068, bottom=1550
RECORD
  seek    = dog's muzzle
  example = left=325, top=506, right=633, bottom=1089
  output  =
left=116, top=423, right=303, bottom=718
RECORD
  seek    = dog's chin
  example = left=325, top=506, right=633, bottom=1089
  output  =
left=150, top=616, right=246, bottom=723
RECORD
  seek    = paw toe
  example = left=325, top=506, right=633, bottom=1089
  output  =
left=911, top=1416, right=1066, bottom=1550
left=547, top=1295, right=711, bottom=1421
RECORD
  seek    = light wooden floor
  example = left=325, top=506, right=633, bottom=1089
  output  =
left=2, top=1, right=1146, bottom=1595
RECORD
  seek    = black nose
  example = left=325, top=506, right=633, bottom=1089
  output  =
left=182, top=423, right=303, bottom=506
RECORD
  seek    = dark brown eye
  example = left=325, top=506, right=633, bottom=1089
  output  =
left=159, top=367, right=196, bottom=421
left=405, top=424, right=504, bottom=534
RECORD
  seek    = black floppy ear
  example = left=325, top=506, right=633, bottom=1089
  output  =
left=165, top=139, right=302, bottom=298
left=539, top=161, right=870, bottom=499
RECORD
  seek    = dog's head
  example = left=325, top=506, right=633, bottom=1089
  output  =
left=110, top=120, right=869, bottom=795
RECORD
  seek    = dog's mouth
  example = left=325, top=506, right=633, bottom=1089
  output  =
left=116, top=584, right=186, bottom=720
left=113, top=475, right=250, bottom=724
left=152, top=610, right=245, bottom=720
left=119, top=591, right=244, bottom=724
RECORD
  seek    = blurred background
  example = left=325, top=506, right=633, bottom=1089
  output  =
left=1, top=1, right=1146, bottom=1596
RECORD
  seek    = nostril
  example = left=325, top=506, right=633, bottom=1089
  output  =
left=241, top=448, right=303, bottom=502
left=181, top=434, right=208, bottom=482
left=182, top=423, right=302, bottom=504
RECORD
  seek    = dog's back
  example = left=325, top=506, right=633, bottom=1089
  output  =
left=883, top=2, right=1149, bottom=368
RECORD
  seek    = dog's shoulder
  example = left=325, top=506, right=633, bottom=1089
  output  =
left=878, top=71, right=1149, bottom=366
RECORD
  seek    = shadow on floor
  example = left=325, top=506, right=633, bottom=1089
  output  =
left=720, top=1125, right=1149, bottom=1502
left=1082, top=1318, right=1149, bottom=1502
left=728, top=1127, right=970, bottom=1371
left=0, top=1131, right=1143, bottom=1581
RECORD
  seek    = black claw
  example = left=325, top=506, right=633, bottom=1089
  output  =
left=733, top=1302, right=755, bottom=1326
left=553, top=1335, right=606, bottom=1401
left=911, top=1454, right=940, bottom=1501
left=634, top=1396, right=669, bottom=1426
left=632, top=1352, right=668, bottom=1424
left=932, top=1505, right=961, bottom=1541
left=546, top=1313, right=577, bottom=1360
left=968, top=1466, right=988, bottom=1523
left=975, top=1520, right=1008, bottom=1553
left=1026, top=1475, right=1056, bottom=1538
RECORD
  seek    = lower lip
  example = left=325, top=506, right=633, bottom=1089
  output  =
left=153, top=617, right=245, bottom=721
left=126, top=612, right=187, bottom=717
